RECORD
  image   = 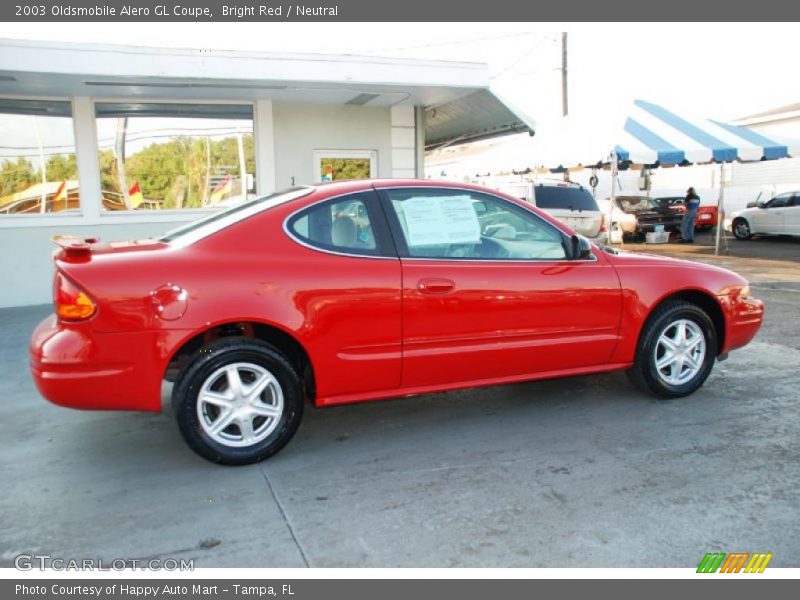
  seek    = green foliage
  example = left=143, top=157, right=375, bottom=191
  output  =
left=98, top=133, right=255, bottom=209
left=320, top=158, right=371, bottom=181
left=0, top=156, right=37, bottom=198
left=45, top=153, right=78, bottom=181
left=98, top=149, right=119, bottom=193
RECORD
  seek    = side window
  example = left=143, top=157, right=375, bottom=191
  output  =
left=289, top=194, right=378, bottom=255
left=767, top=194, right=791, bottom=208
left=385, top=189, right=567, bottom=260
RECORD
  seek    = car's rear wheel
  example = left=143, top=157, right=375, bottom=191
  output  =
left=627, top=301, right=717, bottom=399
left=733, top=218, right=752, bottom=240
left=172, top=338, right=303, bottom=465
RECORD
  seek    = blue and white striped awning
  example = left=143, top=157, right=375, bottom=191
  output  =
left=615, top=99, right=799, bottom=165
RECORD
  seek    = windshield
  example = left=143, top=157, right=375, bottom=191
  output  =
left=535, top=186, right=598, bottom=211
left=159, top=187, right=313, bottom=244
left=654, top=196, right=684, bottom=206
left=617, top=196, right=656, bottom=212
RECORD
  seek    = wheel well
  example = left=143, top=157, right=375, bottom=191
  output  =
left=165, top=322, right=315, bottom=400
left=649, top=290, right=725, bottom=354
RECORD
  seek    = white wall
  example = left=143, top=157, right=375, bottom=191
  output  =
left=1, top=101, right=405, bottom=308
left=272, top=103, right=393, bottom=187
left=0, top=221, right=192, bottom=308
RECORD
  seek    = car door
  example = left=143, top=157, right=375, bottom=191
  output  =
left=377, top=186, right=623, bottom=388
left=284, top=190, right=402, bottom=400
left=752, top=193, right=791, bottom=234
left=785, top=194, right=800, bottom=235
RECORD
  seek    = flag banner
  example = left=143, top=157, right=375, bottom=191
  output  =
left=53, top=181, right=67, bottom=203
left=127, top=182, right=144, bottom=209
left=209, top=175, right=232, bottom=205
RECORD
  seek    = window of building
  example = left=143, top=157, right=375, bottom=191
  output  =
left=0, top=99, right=79, bottom=215
left=94, top=103, right=255, bottom=211
left=314, top=150, right=377, bottom=182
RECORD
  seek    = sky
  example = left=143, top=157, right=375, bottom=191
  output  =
left=1, top=21, right=799, bottom=171
left=1, top=21, right=798, bottom=125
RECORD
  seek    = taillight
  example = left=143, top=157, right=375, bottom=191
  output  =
left=599, top=214, right=608, bottom=233
left=54, top=272, right=96, bottom=321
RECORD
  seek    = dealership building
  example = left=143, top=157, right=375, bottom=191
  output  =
left=0, top=39, right=534, bottom=307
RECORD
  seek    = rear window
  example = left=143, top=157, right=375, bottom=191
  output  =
left=534, top=186, right=598, bottom=211
left=159, top=187, right=312, bottom=244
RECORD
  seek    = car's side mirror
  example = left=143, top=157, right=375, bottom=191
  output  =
left=569, top=234, right=593, bottom=260
left=758, top=201, right=767, bottom=209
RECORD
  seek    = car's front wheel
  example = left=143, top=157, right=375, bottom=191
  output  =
left=733, top=218, right=752, bottom=240
left=172, top=338, right=304, bottom=465
left=627, top=301, right=717, bottom=399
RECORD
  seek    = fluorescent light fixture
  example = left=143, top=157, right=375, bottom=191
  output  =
left=84, top=80, right=287, bottom=90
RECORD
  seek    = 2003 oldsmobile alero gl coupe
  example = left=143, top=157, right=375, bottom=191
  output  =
left=30, top=180, right=764, bottom=464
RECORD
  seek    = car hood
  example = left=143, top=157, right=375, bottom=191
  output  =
left=603, top=247, right=748, bottom=289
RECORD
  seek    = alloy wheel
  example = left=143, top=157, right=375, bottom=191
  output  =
left=653, top=319, right=707, bottom=386
left=196, top=362, right=284, bottom=447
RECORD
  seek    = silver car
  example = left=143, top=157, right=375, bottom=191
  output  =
left=497, top=180, right=604, bottom=238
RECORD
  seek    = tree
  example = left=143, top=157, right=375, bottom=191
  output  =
left=96, top=132, right=256, bottom=209
left=45, top=153, right=78, bottom=182
left=321, top=158, right=370, bottom=180
left=0, top=157, right=36, bottom=198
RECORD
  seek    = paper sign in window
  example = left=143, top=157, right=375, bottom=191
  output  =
left=402, top=195, right=480, bottom=246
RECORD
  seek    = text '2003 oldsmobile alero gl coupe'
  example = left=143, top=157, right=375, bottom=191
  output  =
left=30, top=180, right=764, bottom=464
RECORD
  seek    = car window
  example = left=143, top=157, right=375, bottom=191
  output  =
left=289, top=194, right=378, bottom=255
left=160, top=186, right=312, bottom=244
left=767, top=194, right=791, bottom=208
left=617, top=196, right=656, bottom=212
left=384, top=189, right=567, bottom=260
left=534, top=186, right=598, bottom=211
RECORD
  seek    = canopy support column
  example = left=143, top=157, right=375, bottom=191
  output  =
left=609, top=149, right=619, bottom=244
left=714, top=163, right=726, bottom=256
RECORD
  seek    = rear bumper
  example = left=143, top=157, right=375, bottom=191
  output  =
left=721, top=296, right=765, bottom=354
left=635, top=221, right=682, bottom=233
left=29, top=315, right=164, bottom=412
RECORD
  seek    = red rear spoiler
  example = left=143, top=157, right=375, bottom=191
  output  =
left=51, top=235, right=100, bottom=262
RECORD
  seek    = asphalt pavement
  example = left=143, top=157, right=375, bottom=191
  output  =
left=1, top=234, right=798, bottom=568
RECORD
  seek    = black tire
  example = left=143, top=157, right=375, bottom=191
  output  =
left=626, top=301, right=717, bottom=399
left=733, top=218, right=752, bottom=240
left=172, top=338, right=304, bottom=465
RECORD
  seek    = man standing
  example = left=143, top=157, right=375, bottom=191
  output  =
left=680, top=187, right=700, bottom=243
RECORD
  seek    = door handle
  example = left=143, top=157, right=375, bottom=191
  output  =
left=417, top=278, right=456, bottom=294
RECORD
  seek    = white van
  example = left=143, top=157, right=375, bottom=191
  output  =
left=497, top=180, right=604, bottom=239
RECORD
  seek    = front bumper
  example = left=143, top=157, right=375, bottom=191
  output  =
left=721, top=295, right=765, bottom=354
left=30, top=315, right=165, bottom=412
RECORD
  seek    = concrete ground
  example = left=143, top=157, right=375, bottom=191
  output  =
left=1, top=234, right=798, bottom=568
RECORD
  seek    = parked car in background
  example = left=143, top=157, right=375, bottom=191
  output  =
left=496, top=180, right=605, bottom=239
left=597, top=197, right=636, bottom=241
left=726, top=191, right=800, bottom=239
left=30, top=180, right=763, bottom=464
left=653, top=195, right=718, bottom=231
left=601, top=194, right=682, bottom=240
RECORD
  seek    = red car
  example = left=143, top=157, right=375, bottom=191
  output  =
left=654, top=195, right=719, bottom=231
left=30, top=180, right=764, bottom=465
